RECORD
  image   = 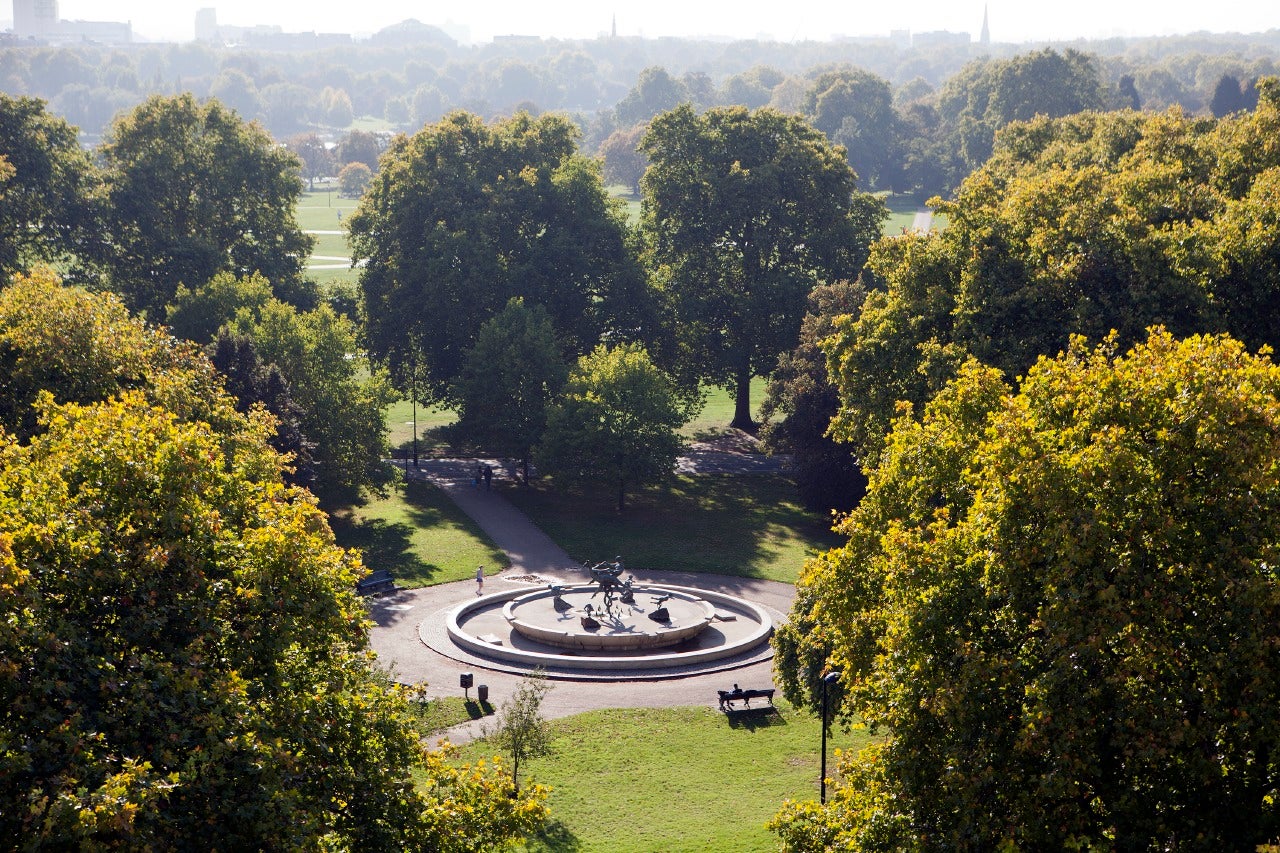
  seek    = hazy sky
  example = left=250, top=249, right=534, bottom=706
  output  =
left=49, top=1, right=1279, bottom=45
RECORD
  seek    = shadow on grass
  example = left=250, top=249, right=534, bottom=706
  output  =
left=524, top=819, right=584, bottom=853
left=507, top=473, right=841, bottom=581
left=724, top=708, right=788, bottom=731
left=463, top=699, right=494, bottom=718
left=329, top=479, right=462, bottom=586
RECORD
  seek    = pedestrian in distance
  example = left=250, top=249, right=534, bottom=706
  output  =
left=483, top=464, right=492, bottom=490
left=475, top=565, right=485, bottom=595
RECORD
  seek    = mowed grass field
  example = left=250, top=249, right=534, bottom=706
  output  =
left=502, top=473, right=836, bottom=583
left=450, top=703, right=873, bottom=853
left=329, top=478, right=509, bottom=586
left=298, top=188, right=361, bottom=289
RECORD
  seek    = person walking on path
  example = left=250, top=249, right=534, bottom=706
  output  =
left=475, top=565, right=485, bottom=595
left=482, top=464, right=492, bottom=490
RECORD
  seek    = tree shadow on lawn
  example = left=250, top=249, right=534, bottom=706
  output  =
left=329, top=480, right=458, bottom=586
left=524, top=819, right=584, bottom=853
left=511, top=473, right=841, bottom=581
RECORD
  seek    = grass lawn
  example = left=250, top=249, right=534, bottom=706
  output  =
left=453, top=703, right=872, bottom=853
left=881, top=192, right=923, bottom=235
left=330, top=478, right=508, bottom=587
left=385, top=398, right=459, bottom=455
left=380, top=378, right=769, bottom=457
left=502, top=473, right=839, bottom=584
left=297, top=188, right=360, bottom=231
left=683, top=377, right=769, bottom=438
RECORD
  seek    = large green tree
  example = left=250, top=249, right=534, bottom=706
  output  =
left=828, top=81, right=1280, bottom=463
left=934, top=48, right=1108, bottom=178
left=0, top=268, right=239, bottom=441
left=350, top=110, right=649, bottom=402
left=0, top=273, right=550, bottom=847
left=0, top=94, right=98, bottom=279
left=773, top=331, right=1280, bottom=850
left=803, top=68, right=901, bottom=191
left=537, top=343, right=700, bottom=512
left=98, top=94, right=314, bottom=317
left=759, top=279, right=868, bottom=513
left=452, top=297, right=568, bottom=481
left=639, top=104, right=885, bottom=429
left=229, top=298, right=395, bottom=500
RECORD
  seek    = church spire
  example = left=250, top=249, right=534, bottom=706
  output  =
left=980, top=4, right=990, bottom=45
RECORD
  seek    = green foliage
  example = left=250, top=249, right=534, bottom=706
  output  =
left=803, top=68, right=901, bottom=191
left=209, top=331, right=315, bottom=488
left=537, top=343, right=699, bottom=512
left=483, top=672, right=554, bottom=794
left=614, top=66, right=686, bottom=126
left=452, top=297, right=568, bottom=478
left=350, top=110, right=650, bottom=403
left=0, top=390, right=548, bottom=849
left=0, top=94, right=97, bottom=279
left=165, top=271, right=274, bottom=344
left=0, top=268, right=243, bottom=441
left=230, top=298, right=396, bottom=499
left=760, top=279, right=869, bottom=513
left=935, top=48, right=1108, bottom=176
left=640, top=104, right=885, bottom=428
left=338, top=160, right=372, bottom=197
left=598, top=123, right=649, bottom=195
left=776, top=331, right=1280, bottom=849
left=98, top=93, right=314, bottom=317
left=830, top=81, right=1280, bottom=462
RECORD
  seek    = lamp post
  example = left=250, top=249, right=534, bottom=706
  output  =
left=820, top=670, right=841, bottom=804
left=410, top=355, right=418, bottom=469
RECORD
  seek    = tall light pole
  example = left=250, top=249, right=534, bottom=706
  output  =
left=410, top=354, right=419, bottom=469
left=820, top=670, right=841, bottom=804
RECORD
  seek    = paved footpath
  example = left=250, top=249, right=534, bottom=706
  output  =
left=369, top=457, right=796, bottom=744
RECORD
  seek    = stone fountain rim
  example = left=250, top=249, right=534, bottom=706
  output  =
left=442, top=583, right=773, bottom=673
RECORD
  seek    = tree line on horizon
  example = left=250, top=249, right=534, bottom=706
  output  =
left=3, top=23, right=1280, bottom=195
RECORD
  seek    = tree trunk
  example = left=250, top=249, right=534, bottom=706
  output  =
left=730, top=362, right=756, bottom=431
left=617, top=478, right=626, bottom=513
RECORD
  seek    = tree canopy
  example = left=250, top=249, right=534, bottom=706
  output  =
left=350, top=110, right=649, bottom=402
left=828, top=79, right=1280, bottom=463
left=228, top=298, right=395, bottom=500
left=98, top=94, right=314, bottom=317
left=773, top=330, right=1280, bottom=850
left=537, top=343, right=699, bottom=511
left=452, top=297, right=568, bottom=480
left=0, top=94, right=97, bottom=279
left=0, top=271, right=550, bottom=849
left=0, top=390, right=549, bottom=849
left=639, top=104, right=884, bottom=428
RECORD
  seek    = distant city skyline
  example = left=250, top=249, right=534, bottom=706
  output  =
left=38, top=0, right=1280, bottom=44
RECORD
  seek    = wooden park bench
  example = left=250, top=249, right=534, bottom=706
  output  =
left=717, top=684, right=776, bottom=712
left=356, top=568, right=396, bottom=596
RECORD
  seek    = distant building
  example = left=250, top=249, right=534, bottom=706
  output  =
left=980, top=4, right=990, bottom=45
left=195, top=7, right=217, bottom=41
left=912, top=30, right=971, bottom=48
left=12, top=0, right=57, bottom=36
left=11, top=0, right=131, bottom=43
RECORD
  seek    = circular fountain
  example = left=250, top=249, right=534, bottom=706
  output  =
left=426, top=565, right=776, bottom=679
